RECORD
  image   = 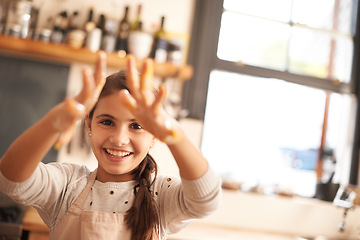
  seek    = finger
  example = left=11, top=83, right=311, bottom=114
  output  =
left=54, top=123, right=76, bottom=150
left=91, top=62, right=106, bottom=109
left=120, top=89, right=137, bottom=113
left=140, top=59, right=153, bottom=92
left=126, top=55, right=141, bottom=100
left=140, top=59, right=155, bottom=104
left=65, top=98, right=86, bottom=118
left=94, top=51, right=107, bottom=87
left=152, top=84, right=166, bottom=114
left=75, top=68, right=94, bottom=105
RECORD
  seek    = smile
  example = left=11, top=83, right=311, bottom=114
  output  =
left=105, top=148, right=132, bottom=158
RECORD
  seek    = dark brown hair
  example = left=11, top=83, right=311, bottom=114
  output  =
left=88, top=71, right=160, bottom=240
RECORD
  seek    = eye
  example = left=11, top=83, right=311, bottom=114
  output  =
left=100, top=119, right=114, bottom=126
left=130, top=122, right=142, bottom=130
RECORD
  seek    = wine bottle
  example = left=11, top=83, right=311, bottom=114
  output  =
left=150, top=16, right=167, bottom=63
left=84, top=7, right=96, bottom=32
left=84, top=8, right=102, bottom=52
left=69, top=11, right=80, bottom=31
left=115, top=6, right=130, bottom=54
left=97, top=14, right=106, bottom=33
left=130, top=4, right=142, bottom=31
left=59, top=11, right=69, bottom=38
left=51, top=12, right=65, bottom=43
left=101, top=18, right=117, bottom=52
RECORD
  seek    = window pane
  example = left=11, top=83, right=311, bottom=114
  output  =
left=333, top=36, right=353, bottom=83
left=292, top=0, right=353, bottom=34
left=288, top=27, right=353, bottom=82
left=201, top=70, right=355, bottom=197
left=219, top=0, right=354, bottom=83
left=223, top=0, right=292, bottom=22
left=337, top=0, right=354, bottom=34
left=218, top=12, right=290, bottom=70
left=288, top=27, right=331, bottom=79
left=292, top=0, right=335, bottom=30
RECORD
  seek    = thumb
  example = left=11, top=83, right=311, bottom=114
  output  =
left=65, top=98, right=86, bottom=118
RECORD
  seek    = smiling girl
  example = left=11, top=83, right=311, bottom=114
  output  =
left=0, top=51, right=221, bottom=240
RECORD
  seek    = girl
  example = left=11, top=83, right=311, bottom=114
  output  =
left=0, top=52, right=221, bottom=239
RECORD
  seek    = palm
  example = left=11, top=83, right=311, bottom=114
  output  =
left=54, top=51, right=107, bottom=149
left=121, top=56, right=180, bottom=143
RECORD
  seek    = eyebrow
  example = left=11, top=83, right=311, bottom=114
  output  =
left=96, top=114, right=116, bottom=119
left=95, top=114, right=136, bottom=122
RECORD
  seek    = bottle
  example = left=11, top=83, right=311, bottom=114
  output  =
left=101, top=18, right=118, bottom=52
left=84, top=8, right=102, bottom=52
left=97, top=14, right=106, bottom=33
left=115, top=6, right=130, bottom=54
left=150, top=16, right=167, bottom=63
left=84, top=8, right=96, bottom=32
left=67, top=11, right=86, bottom=49
left=35, top=16, right=52, bottom=42
left=69, top=11, right=80, bottom=31
left=167, top=39, right=183, bottom=65
left=59, top=11, right=69, bottom=36
left=96, top=14, right=106, bottom=48
left=130, top=4, right=142, bottom=31
left=85, top=28, right=102, bottom=52
left=51, top=12, right=65, bottom=43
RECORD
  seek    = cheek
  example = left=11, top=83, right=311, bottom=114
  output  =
left=89, top=127, right=107, bottom=147
left=132, top=134, right=153, bottom=152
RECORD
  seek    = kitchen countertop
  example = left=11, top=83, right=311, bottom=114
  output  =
left=168, top=222, right=295, bottom=240
left=22, top=206, right=296, bottom=240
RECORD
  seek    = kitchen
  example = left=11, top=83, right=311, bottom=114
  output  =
left=1, top=0, right=360, bottom=239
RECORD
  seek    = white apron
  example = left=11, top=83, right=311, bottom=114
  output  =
left=50, top=169, right=132, bottom=240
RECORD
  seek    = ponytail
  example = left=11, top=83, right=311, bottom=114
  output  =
left=125, top=154, right=160, bottom=240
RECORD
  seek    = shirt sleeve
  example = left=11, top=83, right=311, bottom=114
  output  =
left=0, top=162, right=89, bottom=225
left=157, top=166, right=222, bottom=236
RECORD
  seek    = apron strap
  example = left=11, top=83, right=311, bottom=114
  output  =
left=72, top=169, right=97, bottom=209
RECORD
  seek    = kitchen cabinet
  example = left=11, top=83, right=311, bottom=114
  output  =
left=0, top=35, right=193, bottom=81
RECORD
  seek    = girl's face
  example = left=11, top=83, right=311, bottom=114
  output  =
left=87, top=91, right=155, bottom=182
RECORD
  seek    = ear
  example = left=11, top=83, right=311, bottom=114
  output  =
left=150, top=138, right=158, bottom=148
left=86, top=114, right=92, bottom=136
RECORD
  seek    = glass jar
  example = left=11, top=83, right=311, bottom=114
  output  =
left=5, top=0, right=33, bottom=38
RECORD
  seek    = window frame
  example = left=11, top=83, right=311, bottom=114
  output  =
left=183, top=0, right=360, bottom=185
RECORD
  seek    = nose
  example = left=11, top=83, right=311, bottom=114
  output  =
left=109, top=126, right=130, bottom=146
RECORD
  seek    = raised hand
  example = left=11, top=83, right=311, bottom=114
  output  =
left=54, top=51, right=107, bottom=149
left=120, top=55, right=182, bottom=144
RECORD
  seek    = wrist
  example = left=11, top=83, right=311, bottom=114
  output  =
left=160, top=119, right=184, bottom=146
left=44, top=106, right=63, bottom=134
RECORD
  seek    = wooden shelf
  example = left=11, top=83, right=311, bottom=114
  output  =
left=0, top=34, right=193, bottom=81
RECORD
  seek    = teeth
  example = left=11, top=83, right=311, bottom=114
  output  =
left=106, top=149, right=131, bottom=157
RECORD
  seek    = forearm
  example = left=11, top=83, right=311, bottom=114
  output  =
left=0, top=111, right=59, bottom=182
left=167, top=129, right=208, bottom=180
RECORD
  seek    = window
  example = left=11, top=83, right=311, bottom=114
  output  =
left=184, top=0, right=360, bottom=198
left=201, top=71, right=355, bottom=197
left=219, top=0, right=353, bottom=82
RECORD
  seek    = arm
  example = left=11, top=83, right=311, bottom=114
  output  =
left=166, top=127, right=208, bottom=180
left=121, top=56, right=208, bottom=180
left=0, top=52, right=106, bottom=182
left=0, top=106, right=63, bottom=182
